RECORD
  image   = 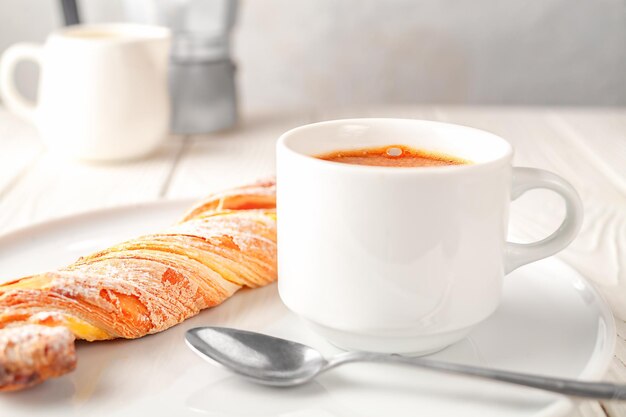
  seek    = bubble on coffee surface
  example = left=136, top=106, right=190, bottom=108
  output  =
left=386, top=147, right=403, bottom=157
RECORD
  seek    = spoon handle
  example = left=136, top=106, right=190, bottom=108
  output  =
left=327, top=352, right=626, bottom=400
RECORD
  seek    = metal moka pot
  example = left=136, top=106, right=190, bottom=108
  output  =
left=169, top=31, right=238, bottom=134
left=126, top=0, right=239, bottom=134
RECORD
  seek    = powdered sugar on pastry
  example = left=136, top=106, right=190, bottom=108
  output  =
left=0, top=180, right=277, bottom=391
left=0, top=325, right=76, bottom=392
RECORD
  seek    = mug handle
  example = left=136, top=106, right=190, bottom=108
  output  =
left=0, top=43, right=42, bottom=123
left=504, top=167, right=583, bottom=274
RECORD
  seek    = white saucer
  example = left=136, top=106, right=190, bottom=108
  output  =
left=0, top=200, right=615, bottom=417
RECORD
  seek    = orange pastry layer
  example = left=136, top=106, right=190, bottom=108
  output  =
left=0, top=180, right=277, bottom=391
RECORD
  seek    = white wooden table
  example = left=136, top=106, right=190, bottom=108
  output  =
left=0, top=105, right=625, bottom=417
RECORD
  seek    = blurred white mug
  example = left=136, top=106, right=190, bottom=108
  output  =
left=0, top=24, right=171, bottom=161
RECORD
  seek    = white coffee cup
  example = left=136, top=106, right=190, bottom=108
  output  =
left=0, top=24, right=171, bottom=161
left=276, top=118, right=583, bottom=354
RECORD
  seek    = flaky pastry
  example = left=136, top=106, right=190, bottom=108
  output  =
left=0, top=180, right=277, bottom=391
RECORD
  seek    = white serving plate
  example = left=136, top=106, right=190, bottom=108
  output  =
left=0, top=200, right=615, bottom=417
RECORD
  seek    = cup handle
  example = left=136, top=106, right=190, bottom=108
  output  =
left=504, top=167, right=584, bottom=274
left=0, top=43, right=42, bottom=123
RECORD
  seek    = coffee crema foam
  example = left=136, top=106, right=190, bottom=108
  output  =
left=316, top=145, right=470, bottom=167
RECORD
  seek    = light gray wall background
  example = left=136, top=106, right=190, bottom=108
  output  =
left=1, top=0, right=625, bottom=112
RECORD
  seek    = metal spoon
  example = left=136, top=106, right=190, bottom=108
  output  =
left=185, top=326, right=626, bottom=400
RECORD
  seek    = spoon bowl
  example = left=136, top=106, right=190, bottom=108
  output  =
left=185, top=327, right=326, bottom=386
